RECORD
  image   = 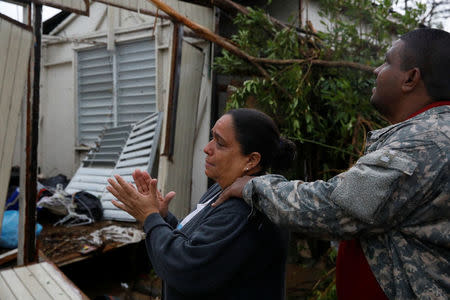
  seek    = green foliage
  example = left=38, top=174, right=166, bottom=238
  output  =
left=215, top=0, right=425, bottom=180
left=215, top=2, right=427, bottom=298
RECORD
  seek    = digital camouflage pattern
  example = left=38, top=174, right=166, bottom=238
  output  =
left=243, top=105, right=450, bottom=299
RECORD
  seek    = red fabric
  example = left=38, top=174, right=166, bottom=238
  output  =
left=336, top=101, right=450, bottom=299
left=336, top=240, right=388, bottom=300
left=407, top=101, right=450, bottom=119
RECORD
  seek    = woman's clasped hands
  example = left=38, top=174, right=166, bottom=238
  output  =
left=107, top=169, right=176, bottom=223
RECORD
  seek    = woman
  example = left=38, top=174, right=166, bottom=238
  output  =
left=107, top=108, right=296, bottom=299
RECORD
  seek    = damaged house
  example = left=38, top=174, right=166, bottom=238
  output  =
left=11, top=0, right=327, bottom=219
left=21, top=0, right=215, bottom=219
left=0, top=0, right=378, bottom=297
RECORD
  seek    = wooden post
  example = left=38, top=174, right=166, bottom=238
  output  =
left=18, top=1, right=32, bottom=266
left=23, top=2, right=42, bottom=264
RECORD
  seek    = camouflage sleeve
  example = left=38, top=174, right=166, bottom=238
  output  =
left=242, top=142, right=440, bottom=239
left=242, top=174, right=363, bottom=240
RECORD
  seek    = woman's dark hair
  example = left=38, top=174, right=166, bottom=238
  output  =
left=400, top=28, right=450, bottom=101
left=226, top=108, right=296, bottom=172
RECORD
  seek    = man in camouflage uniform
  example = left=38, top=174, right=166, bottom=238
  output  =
left=215, top=28, right=449, bottom=299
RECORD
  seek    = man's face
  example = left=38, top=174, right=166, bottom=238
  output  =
left=371, top=39, right=406, bottom=122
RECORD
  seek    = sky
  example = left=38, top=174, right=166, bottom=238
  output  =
left=393, top=1, right=450, bottom=31
left=0, top=1, right=449, bottom=30
left=0, top=2, right=61, bottom=22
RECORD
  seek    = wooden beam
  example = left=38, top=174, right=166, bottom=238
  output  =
left=23, top=2, right=41, bottom=265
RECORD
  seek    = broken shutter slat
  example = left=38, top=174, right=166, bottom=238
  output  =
left=65, top=113, right=163, bottom=222
left=102, top=112, right=163, bottom=221
left=65, top=125, right=132, bottom=198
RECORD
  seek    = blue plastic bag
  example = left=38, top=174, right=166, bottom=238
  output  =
left=0, top=210, right=43, bottom=249
left=6, top=187, right=19, bottom=210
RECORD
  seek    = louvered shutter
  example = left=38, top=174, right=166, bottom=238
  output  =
left=77, top=47, right=114, bottom=146
left=116, top=39, right=156, bottom=125
left=77, top=39, right=156, bottom=146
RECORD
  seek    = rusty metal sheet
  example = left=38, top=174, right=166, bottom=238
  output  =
left=0, top=13, right=33, bottom=233
left=30, top=0, right=89, bottom=16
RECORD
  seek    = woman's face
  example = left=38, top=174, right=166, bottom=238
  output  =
left=203, top=114, right=252, bottom=189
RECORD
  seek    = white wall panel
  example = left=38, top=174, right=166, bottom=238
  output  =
left=94, top=0, right=213, bottom=29
left=32, top=0, right=89, bottom=15
left=0, top=16, right=33, bottom=231
left=159, top=41, right=204, bottom=219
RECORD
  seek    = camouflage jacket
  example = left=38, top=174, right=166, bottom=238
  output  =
left=243, top=105, right=450, bottom=299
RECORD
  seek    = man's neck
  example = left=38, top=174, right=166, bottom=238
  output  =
left=389, top=94, right=433, bottom=124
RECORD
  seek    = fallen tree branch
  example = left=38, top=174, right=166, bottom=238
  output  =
left=253, top=57, right=375, bottom=73
left=147, top=0, right=294, bottom=99
left=147, top=0, right=375, bottom=97
left=181, top=0, right=320, bottom=37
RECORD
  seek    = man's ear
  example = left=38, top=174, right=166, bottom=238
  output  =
left=402, top=67, right=421, bottom=93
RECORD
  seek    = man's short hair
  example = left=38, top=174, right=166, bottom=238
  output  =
left=400, top=28, right=450, bottom=101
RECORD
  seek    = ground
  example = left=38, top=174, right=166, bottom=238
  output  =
left=37, top=217, right=161, bottom=299
left=0, top=214, right=330, bottom=299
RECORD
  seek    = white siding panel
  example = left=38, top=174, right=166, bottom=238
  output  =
left=0, top=262, right=86, bottom=300
left=94, top=0, right=213, bottom=29
left=0, top=17, right=33, bottom=232
left=33, top=0, right=89, bottom=15
left=0, top=275, right=15, bottom=300
left=94, top=0, right=155, bottom=12
left=13, top=267, right=52, bottom=300
left=27, top=263, right=71, bottom=300
left=160, top=42, right=204, bottom=218
left=0, top=270, right=34, bottom=300
left=40, top=262, right=85, bottom=300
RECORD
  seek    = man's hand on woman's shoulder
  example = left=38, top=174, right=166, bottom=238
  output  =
left=213, top=176, right=253, bottom=207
